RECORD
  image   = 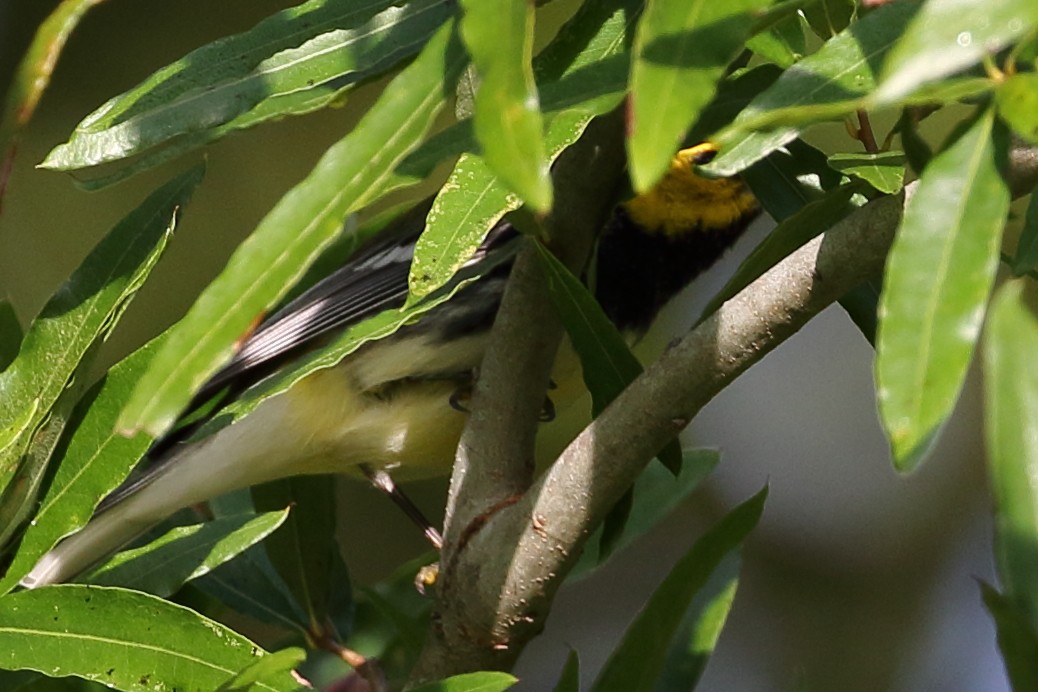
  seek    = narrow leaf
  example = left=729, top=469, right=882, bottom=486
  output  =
left=252, top=476, right=342, bottom=631
left=552, top=650, right=580, bottom=692
left=997, top=72, right=1038, bottom=145
left=0, top=300, right=21, bottom=372
left=985, top=280, right=1038, bottom=629
left=627, top=0, right=766, bottom=192
left=408, top=0, right=637, bottom=300
left=219, top=647, right=307, bottom=692
left=1011, top=184, right=1038, bottom=276
left=699, top=183, right=862, bottom=321
left=568, top=449, right=719, bottom=580
left=0, top=585, right=298, bottom=691
left=459, top=0, right=551, bottom=212
left=0, top=0, right=107, bottom=205
left=656, top=555, right=741, bottom=691
left=705, top=0, right=918, bottom=175
left=83, top=510, right=290, bottom=597
left=827, top=151, right=906, bottom=194
left=0, top=336, right=162, bottom=595
left=982, top=582, right=1038, bottom=691
left=876, top=109, right=1009, bottom=470
left=41, top=0, right=453, bottom=175
left=874, top=0, right=1038, bottom=105
left=409, top=671, right=517, bottom=692
left=590, top=486, right=766, bottom=692
left=195, top=545, right=309, bottom=634
left=119, top=22, right=465, bottom=438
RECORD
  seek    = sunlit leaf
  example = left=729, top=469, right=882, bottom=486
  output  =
left=876, top=109, right=1009, bottom=470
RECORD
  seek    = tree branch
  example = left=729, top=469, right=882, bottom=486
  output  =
left=411, top=143, right=1038, bottom=682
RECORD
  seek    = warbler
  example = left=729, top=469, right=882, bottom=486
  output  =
left=22, top=144, right=760, bottom=587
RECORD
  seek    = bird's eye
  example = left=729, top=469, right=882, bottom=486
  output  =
left=689, top=146, right=718, bottom=165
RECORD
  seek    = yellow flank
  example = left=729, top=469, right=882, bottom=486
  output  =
left=623, top=144, right=759, bottom=237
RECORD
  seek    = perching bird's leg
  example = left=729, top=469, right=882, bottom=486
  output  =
left=359, top=464, right=442, bottom=550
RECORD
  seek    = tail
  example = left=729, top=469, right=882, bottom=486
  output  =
left=21, top=395, right=300, bottom=588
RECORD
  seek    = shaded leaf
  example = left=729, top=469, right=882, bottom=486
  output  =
left=1011, top=184, right=1038, bottom=276
left=656, top=553, right=740, bottom=691
left=706, top=0, right=918, bottom=175
left=0, top=300, right=21, bottom=376
left=801, top=0, right=855, bottom=39
left=746, top=11, right=806, bottom=68
left=982, top=582, right=1038, bottom=691
left=985, top=280, right=1038, bottom=628
left=876, top=109, right=1009, bottom=470
left=0, top=585, right=298, bottom=691
left=118, top=22, right=465, bottom=439
left=0, top=336, right=162, bottom=595
left=409, top=671, right=517, bottom=692
left=997, top=72, right=1038, bottom=145
left=552, top=650, right=580, bottom=692
left=408, top=0, right=637, bottom=300
left=699, top=183, right=863, bottom=321
left=740, top=137, right=844, bottom=222
left=0, top=0, right=107, bottom=204
left=195, top=545, right=309, bottom=634
left=83, top=510, right=290, bottom=597
left=627, top=0, right=767, bottom=191
left=590, top=487, right=766, bottom=692
left=252, top=476, right=346, bottom=633
left=569, top=449, right=719, bottom=580
left=0, top=166, right=202, bottom=547
left=827, top=150, right=906, bottom=194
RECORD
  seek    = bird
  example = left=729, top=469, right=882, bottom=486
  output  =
left=21, top=143, right=760, bottom=588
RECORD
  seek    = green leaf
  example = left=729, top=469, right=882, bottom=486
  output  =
left=0, top=336, right=163, bottom=595
left=409, top=671, right=517, bottom=692
left=827, top=151, right=906, bottom=194
left=873, top=0, right=1038, bottom=106
left=982, top=582, right=1038, bottom=691
left=706, top=0, right=918, bottom=175
left=407, top=0, right=638, bottom=300
left=655, top=554, right=740, bottom=691
left=218, top=648, right=307, bottom=692
left=0, top=585, right=299, bottom=691
left=0, top=165, right=203, bottom=545
left=83, top=510, right=290, bottom=597
left=531, top=239, right=683, bottom=472
left=569, top=449, right=720, bottom=580
left=0, top=300, right=21, bottom=374
left=626, top=0, right=767, bottom=192
left=118, top=22, right=465, bottom=439
left=252, top=476, right=347, bottom=633
left=590, top=486, right=766, bottom=692
left=800, top=0, right=855, bottom=39
left=0, top=0, right=104, bottom=199
left=746, top=11, right=806, bottom=67
left=740, top=137, right=844, bottom=222
left=997, top=72, right=1038, bottom=145
left=194, top=545, right=309, bottom=634
left=460, top=0, right=551, bottom=212
left=552, top=650, right=580, bottom=692
left=985, top=280, right=1038, bottom=628
left=838, top=276, right=882, bottom=346
left=40, top=0, right=453, bottom=176
left=699, top=183, right=863, bottom=321
left=876, top=109, right=1009, bottom=470
left=1011, top=184, right=1038, bottom=276
left=687, top=63, right=783, bottom=144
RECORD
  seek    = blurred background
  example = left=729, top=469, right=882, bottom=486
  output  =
left=0, top=1, right=1008, bottom=689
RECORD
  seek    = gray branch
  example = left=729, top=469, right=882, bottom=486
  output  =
left=410, top=139, right=1038, bottom=683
